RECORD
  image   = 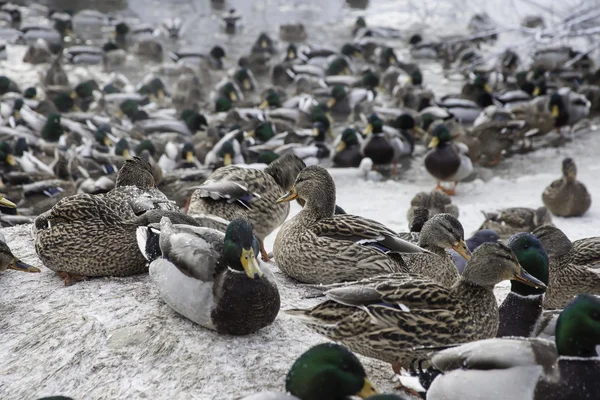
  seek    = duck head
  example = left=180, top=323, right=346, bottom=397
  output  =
left=508, top=232, right=549, bottom=296
left=285, top=343, right=379, bottom=400
left=223, top=219, right=262, bottom=279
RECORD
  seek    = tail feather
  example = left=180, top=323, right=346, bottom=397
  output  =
left=136, top=226, right=161, bottom=261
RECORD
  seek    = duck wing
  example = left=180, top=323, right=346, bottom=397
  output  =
left=313, top=214, right=426, bottom=254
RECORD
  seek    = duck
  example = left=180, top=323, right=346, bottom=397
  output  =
left=425, top=124, right=473, bottom=195
left=286, top=242, right=545, bottom=370
left=469, top=119, right=526, bottom=166
left=451, top=229, right=499, bottom=274
left=240, top=343, right=381, bottom=400
left=425, top=294, right=600, bottom=400
left=273, top=165, right=426, bottom=284
left=399, top=213, right=469, bottom=286
left=332, top=127, right=364, bottom=168
left=497, top=232, right=549, bottom=338
left=138, top=217, right=280, bottom=335
left=479, top=206, right=553, bottom=239
left=407, top=190, right=459, bottom=223
left=187, top=154, right=305, bottom=261
left=542, top=157, right=591, bottom=217
left=533, top=225, right=600, bottom=309
left=548, top=87, right=591, bottom=135
left=361, top=114, right=396, bottom=170
left=0, top=236, right=40, bottom=273
left=327, top=85, right=374, bottom=120
left=33, top=157, right=183, bottom=285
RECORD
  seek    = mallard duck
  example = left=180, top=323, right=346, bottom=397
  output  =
left=426, top=294, right=600, bottom=400
left=407, top=190, right=459, bottom=224
left=327, top=85, right=374, bottom=120
left=170, top=45, right=227, bottom=70
left=451, top=229, right=499, bottom=274
left=274, top=165, right=426, bottom=284
left=34, top=192, right=177, bottom=285
left=332, top=127, right=364, bottom=168
left=240, top=343, right=380, bottom=400
left=33, top=157, right=181, bottom=285
left=361, top=115, right=395, bottom=169
left=0, top=237, right=40, bottom=273
left=188, top=154, right=305, bottom=260
left=138, top=217, right=279, bottom=335
left=425, top=124, right=473, bottom=195
left=497, top=232, right=548, bottom=338
left=548, top=88, right=590, bottom=134
left=479, top=206, right=553, bottom=239
left=542, top=158, right=591, bottom=217
left=287, top=242, right=545, bottom=369
left=533, top=225, right=600, bottom=309
left=469, top=119, right=526, bottom=166
left=399, top=213, right=468, bottom=286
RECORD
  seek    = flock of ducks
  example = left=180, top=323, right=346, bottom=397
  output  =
left=1, top=1, right=600, bottom=399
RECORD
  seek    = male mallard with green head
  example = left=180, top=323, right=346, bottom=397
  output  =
left=240, top=343, right=381, bottom=400
left=425, top=124, right=473, bottom=195
left=426, top=294, right=600, bottom=400
left=138, top=217, right=279, bottom=335
left=497, top=232, right=549, bottom=337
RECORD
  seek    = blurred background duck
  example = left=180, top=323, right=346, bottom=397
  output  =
left=425, top=124, right=473, bottom=195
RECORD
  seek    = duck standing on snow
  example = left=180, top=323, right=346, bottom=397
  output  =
left=542, top=157, right=591, bottom=217
left=138, top=217, right=279, bottom=335
left=425, top=124, right=473, bottom=195
left=187, top=154, right=305, bottom=261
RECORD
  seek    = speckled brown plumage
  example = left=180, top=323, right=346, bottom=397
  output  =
left=479, top=206, right=553, bottom=239
left=400, top=214, right=466, bottom=287
left=287, top=242, right=532, bottom=368
left=288, top=275, right=498, bottom=367
left=34, top=193, right=147, bottom=277
left=274, top=166, right=426, bottom=284
left=407, top=190, right=459, bottom=223
left=187, top=154, right=305, bottom=241
left=115, top=156, right=155, bottom=189
left=542, top=158, right=591, bottom=217
left=533, top=225, right=600, bottom=309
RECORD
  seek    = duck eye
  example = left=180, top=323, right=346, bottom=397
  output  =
left=523, top=244, right=529, bottom=249
left=590, top=311, right=600, bottom=321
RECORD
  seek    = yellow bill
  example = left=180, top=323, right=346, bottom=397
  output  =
left=6, top=154, right=17, bottom=166
left=186, top=151, right=194, bottom=163
left=259, top=100, right=269, bottom=110
left=551, top=105, right=559, bottom=118
left=356, top=378, right=379, bottom=398
left=240, top=248, right=263, bottom=279
left=452, top=240, right=472, bottom=261
left=428, top=137, right=440, bottom=148
left=0, top=195, right=16, bottom=208
left=224, top=153, right=232, bottom=166
left=276, top=187, right=297, bottom=203
left=327, top=98, right=336, bottom=108
left=363, top=124, right=373, bottom=135
left=336, top=141, right=346, bottom=152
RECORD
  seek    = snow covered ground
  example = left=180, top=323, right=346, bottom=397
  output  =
left=1, top=127, right=600, bottom=400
